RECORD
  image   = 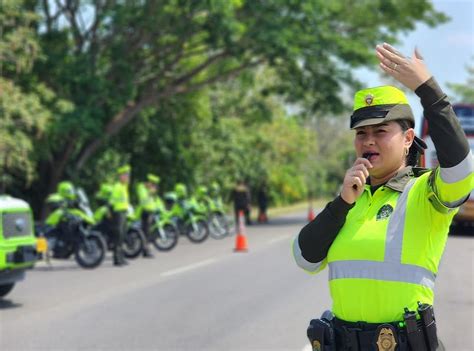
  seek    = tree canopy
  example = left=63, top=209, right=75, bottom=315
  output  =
left=449, top=61, right=474, bottom=103
left=0, top=0, right=448, bottom=215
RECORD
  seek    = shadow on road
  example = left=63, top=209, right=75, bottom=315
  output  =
left=0, top=299, right=22, bottom=310
left=33, top=263, right=82, bottom=272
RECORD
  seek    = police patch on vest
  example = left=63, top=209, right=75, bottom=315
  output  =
left=376, top=204, right=393, bottom=221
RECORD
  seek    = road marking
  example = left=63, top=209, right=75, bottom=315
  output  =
left=160, top=258, right=218, bottom=277
left=268, top=235, right=291, bottom=245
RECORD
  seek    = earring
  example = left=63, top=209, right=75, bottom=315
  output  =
left=404, top=148, right=409, bottom=156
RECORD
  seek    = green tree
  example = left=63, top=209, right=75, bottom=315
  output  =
left=32, top=0, right=445, bottom=187
left=0, top=0, right=72, bottom=197
left=1, top=1, right=448, bottom=214
left=448, top=62, right=474, bottom=103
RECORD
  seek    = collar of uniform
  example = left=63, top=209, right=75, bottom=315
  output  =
left=376, top=166, right=431, bottom=193
left=384, top=167, right=414, bottom=192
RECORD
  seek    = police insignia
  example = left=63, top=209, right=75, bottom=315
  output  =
left=312, top=339, right=321, bottom=351
left=376, top=204, right=393, bottom=221
left=375, top=325, right=397, bottom=351
left=365, top=94, right=374, bottom=106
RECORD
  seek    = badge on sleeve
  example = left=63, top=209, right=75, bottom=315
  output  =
left=374, top=324, right=398, bottom=351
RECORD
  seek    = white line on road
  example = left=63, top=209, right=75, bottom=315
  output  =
left=160, top=258, right=218, bottom=277
left=268, top=235, right=291, bottom=245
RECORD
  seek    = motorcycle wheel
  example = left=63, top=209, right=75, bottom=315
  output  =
left=209, top=213, right=230, bottom=239
left=123, top=229, right=145, bottom=259
left=186, top=220, right=209, bottom=243
left=0, top=283, right=15, bottom=298
left=74, top=231, right=107, bottom=269
left=152, top=224, right=179, bottom=251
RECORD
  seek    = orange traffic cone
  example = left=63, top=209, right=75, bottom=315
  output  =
left=234, top=210, right=248, bottom=252
left=307, top=204, right=316, bottom=222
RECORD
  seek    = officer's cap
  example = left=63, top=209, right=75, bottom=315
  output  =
left=147, top=174, right=160, bottom=184
left=197, top=186, right=208, bottom=195
left=57, top=181, right=76, bottom=199
left=350, top=86, right=415, bottom=129
left=117, top=164, right=131, bottom=175
left=164, top=192, right=177, bottom=202
left=175, top=183, right=187, bottom=197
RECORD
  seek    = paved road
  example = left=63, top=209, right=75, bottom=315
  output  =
left=0, top=213, right=472, bottom=351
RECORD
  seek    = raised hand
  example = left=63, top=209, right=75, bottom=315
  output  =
left=375, top=43, right=432, bottom=91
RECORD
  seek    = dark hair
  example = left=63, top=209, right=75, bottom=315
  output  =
left=395, top=120, right=419, bottom=167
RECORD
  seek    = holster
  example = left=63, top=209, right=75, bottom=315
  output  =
left=307, top=318, right=336, bottom=351
left=418, top=303, right=439, bottom=351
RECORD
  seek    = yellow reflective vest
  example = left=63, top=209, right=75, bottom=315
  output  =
left=136, top=183, right=157, bottom=213
left=294, top=164, right=474, bottom=323
left=109, top=182, right=129, bottom=212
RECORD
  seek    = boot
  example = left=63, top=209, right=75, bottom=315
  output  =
left=114, top=247, right=128, bottom=266
left=142, top=243, right=154, bottom=258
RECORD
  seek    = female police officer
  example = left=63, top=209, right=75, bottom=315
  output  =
left=293, top=43, right=474, bottom=351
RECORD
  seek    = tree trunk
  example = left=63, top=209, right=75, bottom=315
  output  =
left=74, top=57, right=259, bottom=171
left=74, top=96, right=154, bottom=171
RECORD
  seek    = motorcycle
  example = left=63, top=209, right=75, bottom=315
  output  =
left=150, top=209, right=179, bottom=251
left=165, top=194, right=209, bottom=243
left=36, top=206, right=107, bottom=269
left=93, top=204, right=146, bottom=259
left=206, top=197, right=231, bottom=239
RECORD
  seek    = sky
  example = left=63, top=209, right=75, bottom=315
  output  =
left=355, top=0, right=474, bottom=133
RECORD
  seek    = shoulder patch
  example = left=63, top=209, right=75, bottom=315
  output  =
left=376, top=204, right=394, bottom=221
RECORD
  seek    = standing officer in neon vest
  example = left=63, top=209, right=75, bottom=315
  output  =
left=294, top=43, right=474, bottom=350
left=136, top=173, right=160, bottom=258
left=110, top=165, right=131, bottom=266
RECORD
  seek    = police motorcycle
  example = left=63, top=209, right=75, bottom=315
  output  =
left=148, top=197, right=179, bottom=251
left=93, top=185, right=146, bottom=259
left=196, top=186, right=230, bottom=240
left=164, top=191, right=209, bottom=244
left=36, top=188, right=107, bottom=269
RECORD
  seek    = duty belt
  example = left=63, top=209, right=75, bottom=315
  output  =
left=307, top=304, right=439, bottom=351
left=333, top=318, right=409, bottom=351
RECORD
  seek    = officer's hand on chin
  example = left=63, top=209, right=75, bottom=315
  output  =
left=340, top=157, right=373, bottom=204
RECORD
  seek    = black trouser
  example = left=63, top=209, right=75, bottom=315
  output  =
left=258, top=204, right=268, bottom=222
left=141, top=210, right=153, bottom=255
left=141, top=211, right=152, bottom=240
left=234, top=206, right=251, bottom=227
left=111, top=211, right=127, bottom=263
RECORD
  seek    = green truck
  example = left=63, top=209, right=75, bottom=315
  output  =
left=0, top=195, right=38, bottom=298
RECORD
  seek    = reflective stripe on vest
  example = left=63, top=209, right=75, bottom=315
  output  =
left=328, top=178, right=436, bottom=289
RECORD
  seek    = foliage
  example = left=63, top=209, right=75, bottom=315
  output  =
left=0, top=1, right=72, bottom=196
left=0, top=0, right=448, bottom=215
left=448, top=62, right=474, bottom=104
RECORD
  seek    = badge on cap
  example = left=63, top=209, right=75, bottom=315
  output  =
left=365, top=94, right=374, bottom=106
left=375, top=324, right=397, bottom=351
